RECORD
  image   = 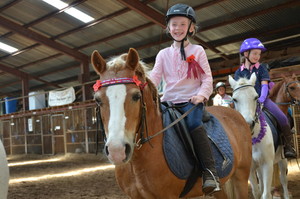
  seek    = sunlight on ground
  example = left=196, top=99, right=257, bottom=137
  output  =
left=287, top=159, right=300, bottom=174
left=9, top=164, right=115, bottom=184
left=8, top=158, right=62, bottom=167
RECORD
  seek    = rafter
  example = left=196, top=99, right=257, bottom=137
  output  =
left=0, top=16, right=88, bottom=61
left=0, top=63, right=61, bottom=88
left=117, top=0, right=229, bottom=60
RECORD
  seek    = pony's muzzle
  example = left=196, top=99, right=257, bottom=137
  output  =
left=105, top=142, right=132, bottom=165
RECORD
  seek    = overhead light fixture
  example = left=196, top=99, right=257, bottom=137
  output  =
left=42, top=0, right=94, bottom=23
left=0, top=42, right=18, bottom=53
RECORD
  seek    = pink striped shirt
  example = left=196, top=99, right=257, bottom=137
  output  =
left=150, top=43, right=213, bottom=103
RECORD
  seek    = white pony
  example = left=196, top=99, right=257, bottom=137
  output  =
left=0, top=139, right=9, bottom=199
left=229, top=73, right=289, bottom=199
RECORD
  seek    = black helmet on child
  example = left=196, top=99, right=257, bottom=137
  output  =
left=166, top=4, right=196, bottom=23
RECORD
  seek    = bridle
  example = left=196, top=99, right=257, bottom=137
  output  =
left=232, top=84, right=260, bottom=133
left=275, top=80, right=300, bottom=105
left=93, top=76, right=148, bottom=153
left=93, top=76, right=199, bottom=152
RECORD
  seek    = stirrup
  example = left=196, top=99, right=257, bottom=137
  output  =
left=284, top=145, right=297, bottom=159
left=202, top=168, right=221, bottom=195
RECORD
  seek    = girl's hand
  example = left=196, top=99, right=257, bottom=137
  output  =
left=190, top=95, right=205, bottom=105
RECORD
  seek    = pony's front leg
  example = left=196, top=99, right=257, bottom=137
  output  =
left=278, top=159, right=289, bottom=199
left=249, top=166, right=260, bottom=199
left=257, top=163, right=273, bottom=199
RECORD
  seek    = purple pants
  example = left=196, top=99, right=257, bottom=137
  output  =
left=264, top=98, right=289, bottom=128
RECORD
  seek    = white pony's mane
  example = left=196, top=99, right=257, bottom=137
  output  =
left=236, top=76, right=251, bottom=86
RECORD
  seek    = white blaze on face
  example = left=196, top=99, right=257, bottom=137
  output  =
left=105, top=85, right=127, bottom=164
left=233, top=88, right=257, bottom=125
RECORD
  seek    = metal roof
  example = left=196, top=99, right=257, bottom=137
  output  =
left=0, top=0, right=299, bottom=98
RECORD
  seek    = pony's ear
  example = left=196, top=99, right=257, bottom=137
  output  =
left=292, top=73, right=297, bottom=80
left=228, top=75, right=236, bottom=89
left=250, top=73, right=257, bottom=85
left=91, top=50, right=106, bottom=75
left=126, top=48, right=139, bottom=71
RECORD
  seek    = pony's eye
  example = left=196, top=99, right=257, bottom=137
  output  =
left=254, top=96, right=258, bottom=100
left=289, top=86, right=295, bottom=91
left=132, top=93, right=141, bottom=101
left=233, top=98, right=237, bottom=102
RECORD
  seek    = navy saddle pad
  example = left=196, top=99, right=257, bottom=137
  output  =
left=262, top=109, right=279, bottom=149
left=161, top=104, right=234, bottom=180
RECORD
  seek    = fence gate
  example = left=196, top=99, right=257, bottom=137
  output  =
left=51, top=114, right=65, bottom=154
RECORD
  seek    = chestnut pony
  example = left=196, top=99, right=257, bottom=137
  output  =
left=91, top=48, right=252, bottom=199
left=269, top=73, right=300, bottom=114
left=269, top=74, right=300, bottom=198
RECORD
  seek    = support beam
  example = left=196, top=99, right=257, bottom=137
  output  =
left=78, top=61, right=91, bottom=101
left=0, top=16, right=88, bottom=61
left=0, top=63, right=61, bottom=88
left=117, top=0, right=165, bottom=28
left=22, top=76, right=29, bottom=111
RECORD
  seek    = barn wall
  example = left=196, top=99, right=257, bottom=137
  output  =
left=0, top=104, right=101, bottom=155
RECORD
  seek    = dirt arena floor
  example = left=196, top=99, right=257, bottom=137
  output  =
left=6, top=153, right=300, bottom=199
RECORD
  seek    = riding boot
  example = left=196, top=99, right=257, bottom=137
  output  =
left=282, top=125, right=296, bottom=159
left=191, top=126, right=220, bottom=195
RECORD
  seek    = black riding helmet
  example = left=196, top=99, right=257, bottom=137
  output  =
left=166, top=4, right=196, bottom=61
left=166, top=4, right=196, bottom=24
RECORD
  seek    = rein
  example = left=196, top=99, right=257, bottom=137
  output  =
left=136, top=103, right=199, bottom=147
left=93, top=76, right=199, bottom=151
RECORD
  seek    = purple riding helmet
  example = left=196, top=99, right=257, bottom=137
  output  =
left=240, top=38, right=267, bottom=54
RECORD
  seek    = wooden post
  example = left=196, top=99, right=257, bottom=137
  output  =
left=21, top=76, right=29, bottom=111
left=79, top=60, right=91, bottom=101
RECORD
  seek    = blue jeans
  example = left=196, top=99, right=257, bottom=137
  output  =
left=178, top=102, right=203, bottom=131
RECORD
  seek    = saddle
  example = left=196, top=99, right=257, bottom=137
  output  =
left=161, top=102, right=233, bottom=196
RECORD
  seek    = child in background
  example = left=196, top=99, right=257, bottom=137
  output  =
left=213, top=82, right=234, bottom=108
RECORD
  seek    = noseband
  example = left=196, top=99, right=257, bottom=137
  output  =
left=93, top=76, right=148, bottom=153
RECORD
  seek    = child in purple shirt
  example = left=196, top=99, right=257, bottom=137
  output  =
left=150, top=4, right=219, bottom=194
left=234, top=38, right=296, bottom=158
